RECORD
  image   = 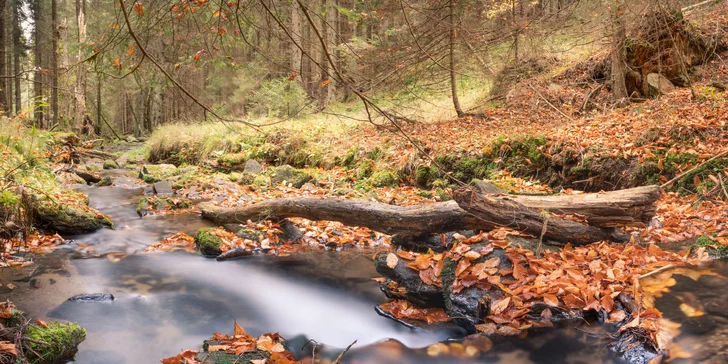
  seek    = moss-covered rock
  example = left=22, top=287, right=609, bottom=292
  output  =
left=195, top=228, right=223, bottom=257
left=691, top=235, right=728, bottom=259
left=217, top=153, right=248, bottom=170
left=33, top=195, right=113, bottom=234
left=270, top=165, right=313, bottom=188
left=98, top=176, right=113, bottom=186
left=370, top=171, right=398, bottom=187
left=26, top=321, right=86, bottom=364
left=102, top=159, right=118, bottom=170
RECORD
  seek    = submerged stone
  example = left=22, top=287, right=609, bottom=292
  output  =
left=68, top=293, right=115, bottom=302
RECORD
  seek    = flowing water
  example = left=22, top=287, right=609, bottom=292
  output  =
left=3, top=181, right=728, bottom=363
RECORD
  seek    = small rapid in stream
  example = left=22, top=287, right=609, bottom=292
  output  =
left=3, top=181, right=728, bottom=363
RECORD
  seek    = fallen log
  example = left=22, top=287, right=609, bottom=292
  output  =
left=199, top=185, right=660, bottom=245
left=72, top=169, right=101, bottom=184
left=452, top=188, right=628, bottom=245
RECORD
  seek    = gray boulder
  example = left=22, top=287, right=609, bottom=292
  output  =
left=243, top=159, right=264, bottom=175
left=153, top=180, right=174, bottom=197
left=646, top=73, right=676, bottom=97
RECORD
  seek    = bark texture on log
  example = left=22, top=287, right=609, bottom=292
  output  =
left=508, top=185, right=660, bottom=227
left=200, top=186, right=660, bottom=245
left=200, top=199, right=482, bottom=236
left=452, top=189, right=628, bottom=245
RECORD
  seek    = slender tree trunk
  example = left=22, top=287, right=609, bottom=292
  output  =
left=291, top=0, right=302, bottom=75
left=611, top=0, right=628, bottom=103
left=12, top=0, right=21, bottom=115
left=449, top=0, right=464, bottom=117
left=0, top=0, right=7, bottom=113
left=33, top=0, right=44, bottom=127
left=318, top=0, right=328, bottom=107
left=96, top=73, right=102, bottom=135
left=325, top=0, right=337, bottom=103
left=51, top=0, right=59, bottom=126
left=75, top=0, right=87, bottom=133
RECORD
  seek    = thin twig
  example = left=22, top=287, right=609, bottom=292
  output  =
left=333, top=340, right=357, bottom=364
left=528, top=84, right=574, bottom=122
left=661, top=150, right=728, bottom=188
left=639, top=263, right=676, bottom=279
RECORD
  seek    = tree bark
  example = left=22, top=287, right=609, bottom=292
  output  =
left=12, top=0, right=21, bottom=114
left=32, top=0, right=44, bottom=127
left=0, top=0, right=7, bottom=113
left=291, top=0, right=302, bottom=76
left=75, top=0, right=87, bottom=133
left=611, top=0, right=628, bottom=102
left=199, top=185, right=661, bottom=245
left=449, top=0, right=464, bottom=117
left=51, top=0, right=59, bottom=126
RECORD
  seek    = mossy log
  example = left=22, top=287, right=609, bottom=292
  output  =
left=200, top=186, right=660, bottom=245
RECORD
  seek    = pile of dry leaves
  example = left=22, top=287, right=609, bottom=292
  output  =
left=161, top=322, right=299, bottom=364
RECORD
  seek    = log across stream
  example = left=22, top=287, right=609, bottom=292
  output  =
left=200, top=185, right=661, bottom=246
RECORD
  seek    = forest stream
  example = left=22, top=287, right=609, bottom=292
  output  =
left=2, top=177, right=728, bottom=363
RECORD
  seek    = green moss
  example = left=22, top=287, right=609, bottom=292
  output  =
left=102, top=160, right=118, bottom=170
left=356, top=160, right=374, bottom=180
left=370, top=171, right=398, bottom=187
left=415, top=165, right=436, bottom=187
left=99, top=176, right=112, bottom=186
left=26, top=321, right=86, bottom=364
left=217, top=153, right=248, bottom=168
left=435, top=187, right=451, bottom=201
left=137, top=197, right=150, bottom=215
left=34, top=197, right=114, bottom=234
left=195, top=228, right=223, bottom=257
left=142, top=175, right=160, bottom=184
left=237, top=228, right=262, bottom=241
left=691, top=234, right=728, bottom=258
left=417, top=190, right=433, bottom=198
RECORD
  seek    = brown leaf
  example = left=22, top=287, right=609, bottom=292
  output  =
left=490, top=296, right=511, bottom=315
left=234, top=321, right=247, bottom=337
left=0, top=341, right=17, bottom=357
left=34, top=319, right=49, bottom=328
left=543, top=294, right=559, bottom=307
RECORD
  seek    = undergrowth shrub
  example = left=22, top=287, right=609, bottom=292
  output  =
left=247, top=78, right=308, bottom=118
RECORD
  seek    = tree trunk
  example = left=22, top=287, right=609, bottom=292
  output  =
left=0, top=0, right=7, bottom=113
left=33, top=0, right=44, bottom=127
left=291, top=0, right=302, bottom=75
left=51, top=0, right=59, bottom=126
left=449, top=0, right=464, bottom=117
left=12, top=0, right=21, bottom=115
left=75, top=0, right=87, bottom=133
left=199, top=186, right=662, bottom=245
left=611, top=0, right=628, bottom=102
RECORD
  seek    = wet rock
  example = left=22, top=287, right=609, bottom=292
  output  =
left=374, top=252, right=444, bottom=308
left=68, top=293, right=115, bottom=302
left=704, top=297, right=728, bottom=317
left=682, top=315, right=716, bottom=335
left=216, top=247, right=253, bottom=261
left=646, top=73, right=676, bottom=97
left=98, top=176, right=112, bottom=186
left=244, top=159, right=264, bottom=175
left=271, top=165, right=313, bottom=188
left=470, top=179, right=504, bottom=194
left=195, top=349, right=269, bottom=363
left=153, top=180, right=174, bottom=197
left=115, top=153, right=129, bottom=168
left=698, top=275, right=727, bottom=288
left=26, top=321, right=86, bottom=364
left=195, top=228, right=223, bottom=257
left=279, top=219, right=303, bottom=242
left=609, top=330, right=658, bottom=364
left=391, top=234, right=448, bottom=253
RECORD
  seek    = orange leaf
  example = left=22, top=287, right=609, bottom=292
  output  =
left=320, top=79, right=331, bottom=87
left=543, top=294, right=559, bottom=307
left=234, top=321, right=247, bottom=337
left=490, top=296, right=510, bottom=315
left=0, top=341, right=17, bottom=357
left=133, top=3, right=145, bottom=16
left=128, top=45, right=135, bottom=56
left=34, top=319, right=49, bottom=328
